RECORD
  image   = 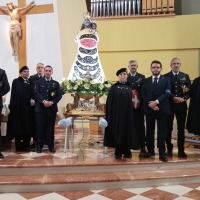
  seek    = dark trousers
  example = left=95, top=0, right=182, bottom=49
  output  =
left=36, top=111, right=56, bottom=150
left=0, top=108, right=2, bottom=152
left=146, top=112, right=167, bottom=155
left=15, top=135, right=30, bottom=148
left=115, top=144, right=131, bottom=156
left=166, top=105, right=187, bottom=151
left=132, top=107, right=145, bottom=149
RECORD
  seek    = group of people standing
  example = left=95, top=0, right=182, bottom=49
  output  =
left=104, top=57, right=199, bottom=162
left=0, top=63, right=62, bottom=159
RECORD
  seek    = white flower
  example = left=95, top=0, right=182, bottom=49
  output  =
left=105, top=84, right=111, bottom=88
left=99, top=84, right=104, bottom=90
left=90, top=80, right=96, bottom=84
left=77, top=79, right=83, bottom=85
left=67, top=85, right=72, bottom=90
left=83, top=78, right=89, bottom=83
left=84, top=83, right=90, bottom=89
left=62, top=77, right=66, bottom=81
left=73, top=85, right=78, bottom=90
left=59, top=81, right=63, bottom=84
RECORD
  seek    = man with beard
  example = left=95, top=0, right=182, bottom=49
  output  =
left=186, top=76, right=200, bottom=136
left=34, top=65, right=62, bottom=153
left=165, top=58, right=191, bottom=158
left=7, top=66, right=34, bottom=151
left=104, top=68, right=139, bottom=159
left=127, top=60, right=146, bottom=157
left=141, top=60, right=171, bottom=162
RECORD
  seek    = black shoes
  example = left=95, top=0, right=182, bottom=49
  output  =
left=0, top=152, right=4, bottom=159
left=49, top=149, right=56, bottom=153
left=159, top=154, right=168, bottom=162
left=144, top=152, right=155, bottom=158
left=166, top=150, right=173, bottom=157
left=139, top=148, right=147, bottom=157
left=123, top=154, right=132, bottom=158
left=37, top=149, right=42, bottom=153
left=178, top=151, right=187, bottom=158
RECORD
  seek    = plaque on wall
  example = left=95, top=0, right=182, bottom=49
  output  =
left=157, top=0, right=162, bottom=14
left=168, top=0, right=174, bottom=13
left=142, top=0, right=147, bottom=15
left=151, top=0, right=156, bottom=14
left=162, top=0, right=168, bottom=13
left=146, top=0, right=151, bottom=14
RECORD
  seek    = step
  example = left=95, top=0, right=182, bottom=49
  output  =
left=1, top=168, right=200, bottom=193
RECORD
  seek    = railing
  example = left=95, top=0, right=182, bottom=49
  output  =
left=86, top=0, right=175, bottom=19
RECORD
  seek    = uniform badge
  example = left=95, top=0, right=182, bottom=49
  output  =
left=51, top=92, right=55, bottom=96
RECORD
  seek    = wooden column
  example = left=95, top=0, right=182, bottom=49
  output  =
left=18, top=0, right=26, bottom=69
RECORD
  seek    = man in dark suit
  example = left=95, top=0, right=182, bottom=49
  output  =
left=164, top=58, right=191, bottom=158
left=141, top=60, right=171, bottom=162
left=127, top=60, right=146, bottom=157
left=0, top=69, right=10, bottom=158
left=34, top=65, right=62, bottom=153
left=28, top=63, right=44, bottom=150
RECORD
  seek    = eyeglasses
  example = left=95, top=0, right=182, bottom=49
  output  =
left=151, top=67, right=161, bottom=69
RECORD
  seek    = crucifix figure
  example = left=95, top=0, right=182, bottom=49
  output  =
left=0, top=0, right=54, bottom=69
left=0, top=1, right=35, bottom=56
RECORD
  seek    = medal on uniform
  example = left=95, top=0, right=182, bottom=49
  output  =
left=182, top=85, right=189, bottom=94
left=51, top=92, right=55, bottom=96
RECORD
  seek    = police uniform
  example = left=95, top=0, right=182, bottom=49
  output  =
left=164, top=71, right=191, bottom=156
left=127, top=72, right=146, bottom=155
left=34, top=78, right=62, bottom=153
left=0, top=69, right=10, bottom=158
left=29, top=74, right=43, bottom=85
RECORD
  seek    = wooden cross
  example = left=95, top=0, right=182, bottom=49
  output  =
left=0, top=0, right=54, bottom=70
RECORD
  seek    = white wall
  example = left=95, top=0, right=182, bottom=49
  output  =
left=0, top=0, right=64, bottom=108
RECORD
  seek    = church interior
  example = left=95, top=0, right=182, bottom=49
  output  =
left=0, top=0, right=200, bottom=199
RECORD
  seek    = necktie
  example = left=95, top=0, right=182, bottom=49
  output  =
left=39, top=76, right=42, bottom=79
left=152, top=77, right=158, bottom=91
left=174, top=74, right=178, bottom=80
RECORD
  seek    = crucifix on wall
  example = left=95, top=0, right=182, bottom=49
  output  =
left=0, top=0, right=54, bottom=70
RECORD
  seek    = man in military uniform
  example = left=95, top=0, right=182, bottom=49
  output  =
left=29, top=62, right=44, bottom=150
left=0, top=69, right=10, bottom=158
left=29, top=63, right=44, bottom=85
left=127, top=60, right=146, bottom=157
left=34, top=65, right=62, bottom=153
left=165, top=58, right=191, bottom=157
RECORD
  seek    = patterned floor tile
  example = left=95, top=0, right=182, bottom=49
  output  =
left=0, top=193, right=26, bottom=200
left=56, top=191, right=94, bottom=200
left=126, top=195, right=152, bottom=200
left=52, top=152, right=78, bottom=159
left=19, top=192, right=51, bottom=199
left=124, top=187, right=154, bottom=195
left=183, top=189, right=200, bottom=200
left=78, top=194, right=111, bottom=200
left=157, top=185, right=193, bottom=196
left=20, top=152, right=48, bottom=158
left=174, top=197, right=194, bottom=200
left=141, top=188, right=179, bottom=200
left=98, top=189, right=136, bottom=200
left=29, top=192, right=69, bottom=200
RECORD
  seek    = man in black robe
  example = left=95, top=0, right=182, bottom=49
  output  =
left=0, top=69, right=10, bottom=158
left=127, top=60, right=146, bottom=157
left=104, top=68, right=139, bottom=159
left=186, top=77, right=200, bottom=135
left=7, top=66, right=34, bottom=151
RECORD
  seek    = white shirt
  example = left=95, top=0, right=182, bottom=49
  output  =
left=172, top=71, right=179, bottom=76
left=152, top=74, right=161, bottom=83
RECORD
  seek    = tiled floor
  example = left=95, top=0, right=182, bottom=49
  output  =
left=1, top=130, right=200, bottom=199
left=1, top=185, right=200, bottom=199
left=1, top=131, right=200, bottom=167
